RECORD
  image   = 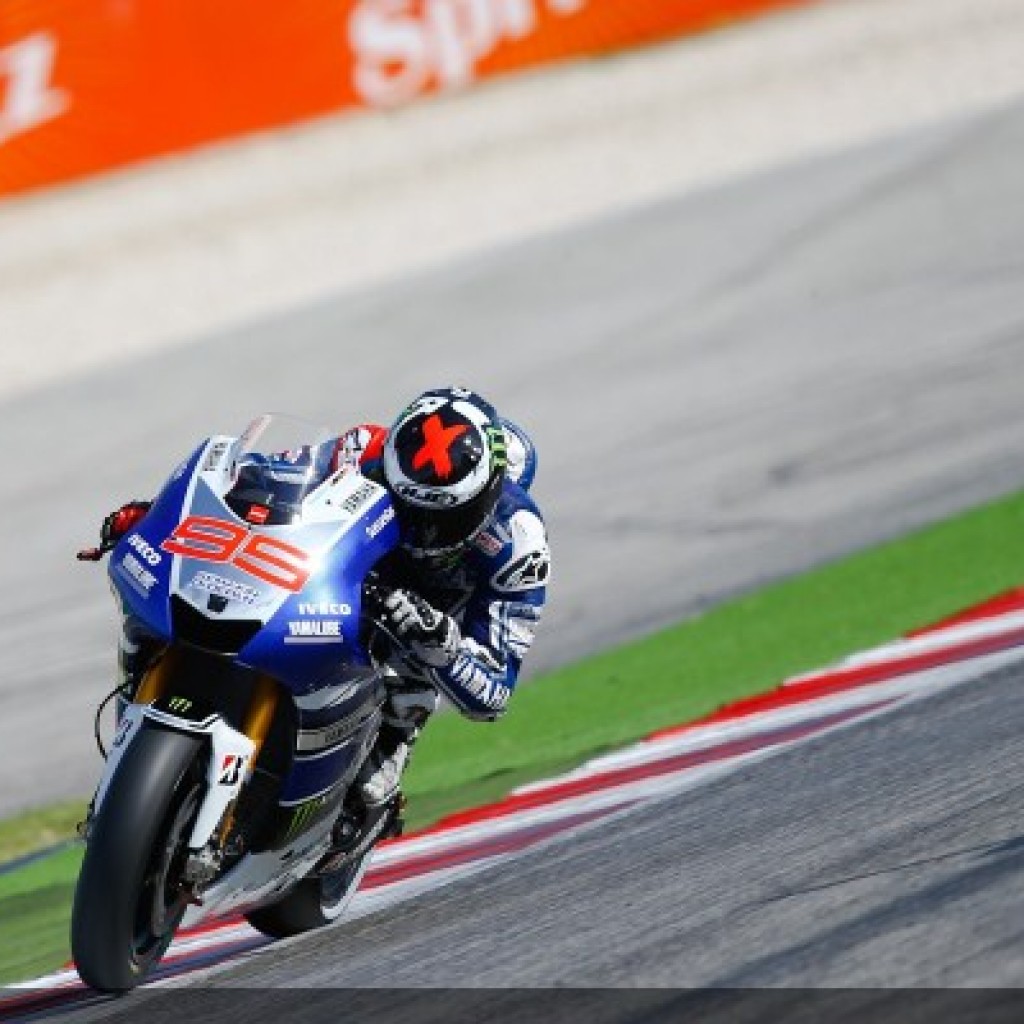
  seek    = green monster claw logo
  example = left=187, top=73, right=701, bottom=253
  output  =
left=487, top=425, right=507, bottom=473
left=284, top=796, right=326, bottom=842
left=168, top=696, right=192, bottom=713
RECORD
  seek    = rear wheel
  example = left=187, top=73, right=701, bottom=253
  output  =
left=71, top=726, right=205, bottom=991
left=245, top=851, right=371, bottom=939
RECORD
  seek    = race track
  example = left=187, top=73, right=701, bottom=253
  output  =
left=206, top=660, right=1024, bottom=992
left=49, top=655, right=1024, bottom=1016
left=3, top=94, right=1024, bottom=815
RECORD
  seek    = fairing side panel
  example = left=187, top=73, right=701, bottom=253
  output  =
left=107, top=437, right=211, bottom=640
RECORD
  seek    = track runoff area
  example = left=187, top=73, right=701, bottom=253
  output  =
left=5, top=585, right=1024, bottom=1011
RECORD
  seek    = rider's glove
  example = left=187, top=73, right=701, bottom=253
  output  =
left=381, top=589, right=460, bottom=668
left=100, top=501, right=152, bottom=548
left=331, top=424, right=388, bottom=475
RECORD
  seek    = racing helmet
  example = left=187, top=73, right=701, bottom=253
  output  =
left=382, top=387, right=506, bottom=560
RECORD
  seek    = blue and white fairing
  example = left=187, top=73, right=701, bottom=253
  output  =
left=107, top=417, right=400, bottom=816
left=109, top=423, right=398, bottom=692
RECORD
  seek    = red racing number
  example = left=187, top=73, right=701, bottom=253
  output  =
left=162, top=515, right=312, bottom=593
left=234, top=534, right=310, bottom=592
left=161, top=516, right=246, bottom=563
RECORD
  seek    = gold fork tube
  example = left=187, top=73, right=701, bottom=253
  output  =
left=242, top=674, right=280, bottom=761
left=219, top=674, right=280, bottom=844
left=133, top=648, right=177, bottom=704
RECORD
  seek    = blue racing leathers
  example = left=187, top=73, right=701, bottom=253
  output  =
left=370, top=477, right=550, bottom=720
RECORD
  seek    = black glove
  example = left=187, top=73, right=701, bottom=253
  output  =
left=377, top=588, right=460, bottom=668
left=100, top=501, right=152, bottom=549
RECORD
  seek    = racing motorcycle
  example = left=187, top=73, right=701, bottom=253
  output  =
left=71, top=414, right=404, bottom=991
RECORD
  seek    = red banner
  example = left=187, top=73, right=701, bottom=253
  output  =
left=0, top=1, right=811, bottom=198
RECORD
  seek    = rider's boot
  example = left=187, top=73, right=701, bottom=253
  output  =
left=324, top=683, right=439, bottom=865
left=317, top=729, right=408, bottom=874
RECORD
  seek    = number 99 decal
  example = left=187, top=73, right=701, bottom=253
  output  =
left=162, top=515, right=312, bottom=592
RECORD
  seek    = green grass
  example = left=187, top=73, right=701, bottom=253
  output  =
left=3, top=485, right=1024, bottom=985
left=0, top=846, right=81, bottom=985
left=0, top=801, right=86, bottom=864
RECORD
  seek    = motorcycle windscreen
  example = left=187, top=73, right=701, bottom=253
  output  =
left=222, top=414, right=335, bottom=527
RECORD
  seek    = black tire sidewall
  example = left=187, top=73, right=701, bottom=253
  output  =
left=71, top=725, right=204, bottom=991
left=244, top=851, right=370, bottom=940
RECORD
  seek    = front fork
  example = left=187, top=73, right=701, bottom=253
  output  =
left=90, top=649, right=281, bottom=886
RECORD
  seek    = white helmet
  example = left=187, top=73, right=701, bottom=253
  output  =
left=382, top=387, right=506, bottom=560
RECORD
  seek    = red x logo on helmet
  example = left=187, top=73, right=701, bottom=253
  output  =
left=412, top=414, right=469, bottom=481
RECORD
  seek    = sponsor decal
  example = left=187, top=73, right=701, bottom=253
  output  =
left=492, top=549, right=550, bottom=591
left=126, top=532, right=161, bottom=567
left=298, top=601, right=352, bottom=615
left=486, top=424, right=507, bottom=473
left=162, top=515, right=312, bottom=592
left=283, top=792, right=335, bottom=841
left=202, top=440, right=230, bottom=473
left=491, top=519, right=513, bottom=545
left=111, top=717, right=132, bottom=749
left=218, top=754, right=246, bottom=786
left=285, top=620, right=344, bottom=644
left=190, top=570, right=260, bottom=606
left=350, top=0, right=589, bottom=106
left=246, top=504, right=270, bottom=525
left=120, top=553, right=157, bottom=594
left=366, top=504, right=395, bottom=539
left=297, top=712, right=363, bottom=753
left=339, top=479, right=377, bottom=516
left=167, top=696, right=193, bottom=713
left=395, top=482, right=457, bottom=506
left=473, top=529, right=503, bottom=556
left=0, top=33, right=69, bottom=147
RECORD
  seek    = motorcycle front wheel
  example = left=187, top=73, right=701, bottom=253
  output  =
left=71, top=725, right=204, bottom=991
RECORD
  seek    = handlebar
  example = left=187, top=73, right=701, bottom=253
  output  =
left=76, top=540, right=115, bottom=562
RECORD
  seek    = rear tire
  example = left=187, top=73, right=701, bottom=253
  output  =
left=71, top=725, right=204, bottom=991
left=245, top=850, right=371, bottom=939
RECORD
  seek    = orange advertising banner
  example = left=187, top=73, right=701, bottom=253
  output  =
left=0, top=0, right=810, bottom=198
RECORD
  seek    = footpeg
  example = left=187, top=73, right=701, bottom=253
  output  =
left=316, top=797, right=400, bottom=874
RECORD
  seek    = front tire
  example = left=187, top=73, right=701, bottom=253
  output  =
left=71, top=725, right=204, bottom=991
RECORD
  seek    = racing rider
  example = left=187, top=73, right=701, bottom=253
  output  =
left=96, top=388, right=551, bottom=848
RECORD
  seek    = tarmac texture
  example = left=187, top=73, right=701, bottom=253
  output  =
left=58, top=659, right=1024, bottom=1009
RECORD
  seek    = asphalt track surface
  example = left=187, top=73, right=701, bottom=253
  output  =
left=3, top=97, right=1024, bottom=817
left=245, top=660, right=1024, bottom=991
left=52, top=657, right=1024, bottom=1016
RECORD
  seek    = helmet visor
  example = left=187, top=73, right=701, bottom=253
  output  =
left=393, top=474, right=500, bottom=556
